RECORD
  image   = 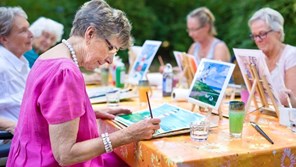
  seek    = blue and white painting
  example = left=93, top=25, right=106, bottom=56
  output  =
left=188, top=59, right=235, bottom=110
left=128, top=40, right=162, bottom=85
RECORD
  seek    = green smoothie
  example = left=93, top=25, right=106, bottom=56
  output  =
left=229, top=110, right=245, bottom=135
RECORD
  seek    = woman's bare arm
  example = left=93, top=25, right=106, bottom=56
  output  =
left=49, top=117, right=160, bottom=166
left=213, top=42, right=231, bottom=62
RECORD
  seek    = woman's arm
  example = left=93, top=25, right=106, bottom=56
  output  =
left=213, top=42, right=231, bottom=62
left=285, top=66, right=296, bottom=96
left=93, top=107, right=131, bottom=120
left=0, top=117, right=16, bottom=134
left=285, top=66, right=296, bottom=107
left=49, top=117, right=160, bottom=166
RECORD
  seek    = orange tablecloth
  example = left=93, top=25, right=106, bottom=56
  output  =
left=94, top=95, right=296, bottom=167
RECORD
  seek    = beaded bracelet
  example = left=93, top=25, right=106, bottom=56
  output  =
left=101, top=133, right=113, bottom=153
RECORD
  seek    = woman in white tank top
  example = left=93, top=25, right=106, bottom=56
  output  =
left=186, top=7, right=230, bottom=64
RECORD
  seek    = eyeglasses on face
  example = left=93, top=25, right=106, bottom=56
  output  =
left=249, top=30, right=273, bottom=41
left=186, top=25, right=204, bottom=33
left=104, top=39, right=119, bottom=53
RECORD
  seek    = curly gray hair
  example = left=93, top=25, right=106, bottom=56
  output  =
left=0, top=6, right=27, bottom=36
left=71, top=0, right=132, bottom=49
left=248, top=7, right=285, bottom=42
left=29, top=17, right=64, bottom=43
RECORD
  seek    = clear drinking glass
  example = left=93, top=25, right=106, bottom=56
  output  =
left=101, top=68, right=109, bottom=86
left=190, top=118, right=210, bottom=142
left=138, top=80, right=152, bottom=106
left=106, top=90, right=120, bottom=107
left=229, top=101, right=245, bottom=138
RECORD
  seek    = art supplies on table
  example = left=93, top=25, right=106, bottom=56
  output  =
left=114, top=103, right=217, bottom=138
left=86, top=86, right=137, bottom=104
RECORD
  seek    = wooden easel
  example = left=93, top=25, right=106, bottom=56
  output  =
left=191, top=104, right=223, bottom=120
left=244, top=64, right=279, bottom=116
left=181, top=53, right=196, bottom=87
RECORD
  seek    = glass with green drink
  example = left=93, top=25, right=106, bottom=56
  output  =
left=229, top=101, right=245, bottom=138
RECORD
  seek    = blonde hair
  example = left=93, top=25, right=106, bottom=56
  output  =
left=187, top=7, right=217, bottom=36
left=248, top=7, right=285, bottom=41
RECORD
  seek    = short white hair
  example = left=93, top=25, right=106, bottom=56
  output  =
left=248, top=7, right=285, bottom=41
left=29, top=17, right=64, bottom=43
left=0, top=6, right=27, bottom=36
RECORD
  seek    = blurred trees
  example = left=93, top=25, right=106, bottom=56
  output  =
left=1, top=0, right=296, bottom=70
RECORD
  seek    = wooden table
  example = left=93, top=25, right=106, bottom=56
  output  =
left=94, top=92, right=296, bottom=167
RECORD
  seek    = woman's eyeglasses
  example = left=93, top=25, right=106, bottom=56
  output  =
left=186, top=25, right=204, bottom=33
left=105, top=39, right=119, bottom=53
left=249, top=30, right=273, bottom=41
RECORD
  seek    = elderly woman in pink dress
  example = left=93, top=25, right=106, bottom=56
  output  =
left=7, top=0, right=160, bottom=166
left=248, top=7, right=296, bottom=106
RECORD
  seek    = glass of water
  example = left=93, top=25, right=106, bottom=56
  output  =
left=190, top=118, right=210, bottom=142
left=289, top=108, right=296, bottom=133
left=106, top=89, right=120, bottom=107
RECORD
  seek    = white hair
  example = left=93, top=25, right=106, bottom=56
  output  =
left=248, top=7, right=285, bottom=41
left=0, top=6, right=27, bottom=36
left=29, top=17, right=64, bottom=43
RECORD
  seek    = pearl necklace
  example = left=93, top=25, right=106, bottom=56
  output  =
left=62, top=39, right=79, bottom=67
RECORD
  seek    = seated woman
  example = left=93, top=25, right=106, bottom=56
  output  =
left=248, top=7, right=296, bottom=106
left=187, top=7, right=231, bottom=64
left=7, top=0, right=160, bottom=166
left=24, top=17, right=64, bottom=68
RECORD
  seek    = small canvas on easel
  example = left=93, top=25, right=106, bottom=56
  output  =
left=128, top=40, right=162, bottom=85
left=128, top=46, right=142, bottom=74
left=173, top=51, right=184, bottom=71
left=233, top=48, right=280, bottom=116
left=187, top=59, right=235, bottom=110
left=173, top=51, right=197, bottom=87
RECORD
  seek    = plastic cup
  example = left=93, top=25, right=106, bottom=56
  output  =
left=240, top=89, right=249, bottom=104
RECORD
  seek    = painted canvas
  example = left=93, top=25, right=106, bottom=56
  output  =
left=114, top=103, right=207, bottom=137
left=173, top=51, right=197, bottom=73
left=173, top=51, right=183, bottom=71
left=128, top=40, right=162, bottom=85
left=233, top=48, right=281, bottom=106
left=233, top=48, right=270, bottom=83
left=188, top=59, right=235, bottom=110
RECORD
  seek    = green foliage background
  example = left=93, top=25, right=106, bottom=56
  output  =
left=1, top=0, right=296, bottom=70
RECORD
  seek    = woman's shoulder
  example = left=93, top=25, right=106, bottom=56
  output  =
left=32, top=58, right=81, bottom=79
left=281, top=44, right=296, bottom=69
left=213, top=38, right=227, bottom=45
left=283, top=44, right=296, bottom=58
left=284, top=44, right=296, bottom=51
left=36, top=58, right=77, bottom=69
left=213, top=38, right=229, bottom=50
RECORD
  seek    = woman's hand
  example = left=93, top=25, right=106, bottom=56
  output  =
left=126, top=118, right=161, bottom=141
left=279, top=89, right=296, bottom=108
left=94, top=107, right=131, bottom=120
